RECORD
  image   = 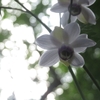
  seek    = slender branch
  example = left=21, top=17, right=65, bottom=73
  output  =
left=1, top=3, right=61, bottom=100
left=40, top=67, right=62, bottom=100
left=83, top=65, right=100, bottom=92
left=40, top=79, right=61, bottom=100
left=68, top=0, right=85, bottom=99
left=14, top=0, right=51, bottom=33
left=0, top=6, right=26, bottom=12
left=68, top=66, right=86, bottom=100
left=68, top=0, right=73, bottom=23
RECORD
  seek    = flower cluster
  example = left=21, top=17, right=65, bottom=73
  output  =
left=51, top=0, right=96, bottom=26
left=35, top=0, right=96, bottom=67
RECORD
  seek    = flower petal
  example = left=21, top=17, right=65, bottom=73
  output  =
left=51, top=26, right=69, bottom=44
left=78, top=0, right=89, bottom=5
left=78, top=6, right=96, bottom=24
left=74, top=47, right=86, bottom=53
left=69, top=53, right=84, bottom=67
left=58, top=0, right=70, bottom=4
left=50, top=3, right=68, bottom=13
left=35, top=35, right=58, bottom=49
left=71, top=38, right=96, bottom=48
left=39, top=49, right=59, bottom=66
left=64, top=22, right=80, bottom=44
left=58, top=0, right=78, bottom=5
left=77, top=13, right=87, bottom=23
left=77, top=34, right=88, bottom=39
left=61, top=12, right=77, bottom=27
left=88, top=0, right=96, bottom=6
left=73, top=34, right=88, bottom=53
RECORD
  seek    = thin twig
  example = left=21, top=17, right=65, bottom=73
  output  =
left=83, top=65, right=100, bottom=92
left=1, top=2, right=61, bottom=100
left=68, top=0, right=86, bottom=99
left=68, top=66, right=86, bottom=100
left=40, top=67, right=62, bottom=100
left=68, top=0, right=73, bottom=23
left=0, top=6, right=26, bottom=12
left=14, top=0, right=52, bottom=33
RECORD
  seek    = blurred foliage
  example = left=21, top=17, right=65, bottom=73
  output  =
left=0, top=0, right=100, bottom=100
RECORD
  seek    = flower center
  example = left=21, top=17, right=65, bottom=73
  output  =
left=68, top=4, right=81, bottom=16
left=58, top=45, right=74, bottom=60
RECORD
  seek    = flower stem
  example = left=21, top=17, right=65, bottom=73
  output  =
left=68, top=0, right=73, bottom=23
left=14, top=0, right=52, bottom=33
left=68, top=66, right=86, bottom=100
left=0, top=5, right=52, bottom=33
left=0, top=6, right=26, bottom=12
left=68, top=1, right=86, bottom=99
left=83, top=65, right=100, bottom=92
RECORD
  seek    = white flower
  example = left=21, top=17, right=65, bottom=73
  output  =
left=35, top=23, right=96, bottom=67
left=51, top=0, right=96, bottom=26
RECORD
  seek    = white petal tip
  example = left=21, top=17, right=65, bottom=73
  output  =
left=69, top=53, right=85, bottom=67
left=50, top=7, right=58, bottom=12
left=71, top=62, right=84, bottom=67
left=39, top=63, right=48, bottom=67
left=89, top=19, right=96, bottom=25
left=89, top=40, right=96, bottom=47
left=39, top=60, right=52, bottom=67
left=92, top=22, right=96, bottom=25
left=92, top=41, right=96, bottom=46
left=50, top=8, right=55, bottom=12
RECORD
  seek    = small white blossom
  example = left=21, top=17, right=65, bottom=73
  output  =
left=51, top=0, right=96, bottom=26
left=35, top=23, right=96, bottom=67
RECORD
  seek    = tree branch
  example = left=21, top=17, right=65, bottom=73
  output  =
left=40, top=67, right=62, bottom=100
left=14, top=0, right=52, bottom=33
left=0, top=6, right=26, bottom=12
left=83, top=65, right=100, bottom=92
